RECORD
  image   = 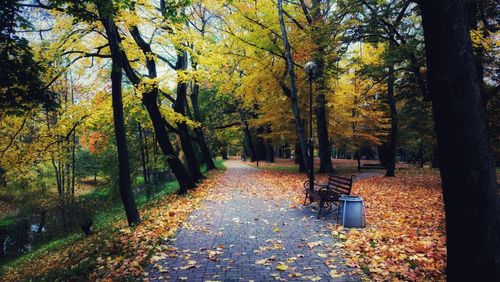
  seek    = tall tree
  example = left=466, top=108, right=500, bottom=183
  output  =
left=96, top=0, right=140, bottom=226
left=120, top=0, right=197, bottom=193
left=309, top=0, right=334, bottom=173
left=419, top=0, right=500, bottom=280
left=173, top=51, right=205, bottom=182
left=385, top=41, right=397, bottom=177
left=277, top=0, right=310, bottom=178
left=188, top=6, right=217, bottom=171
left=0, top=0, right=55, bottom=114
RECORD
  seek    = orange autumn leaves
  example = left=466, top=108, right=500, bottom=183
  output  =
left=90, top=173, right=223, bottom=280
left=0, top=171, right=224, bottom=281
left=331, top=174, right=446, bottom=281
left=80, top=131, right=108, bottom=154
left=1, top=163, right=447, bottom=281
left=253, top=167, right=446, bottom=281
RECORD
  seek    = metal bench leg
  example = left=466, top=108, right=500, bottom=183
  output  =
left=317, top=201, right=323, bottom=219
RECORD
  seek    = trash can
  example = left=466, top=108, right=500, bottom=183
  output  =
left=338, top=195, right=366, bottom=228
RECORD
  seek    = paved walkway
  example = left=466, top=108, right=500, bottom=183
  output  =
left=145, top=161, right=365, bottom=281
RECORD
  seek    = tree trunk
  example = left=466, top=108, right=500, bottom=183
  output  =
left=51, top=157, right=62, bottom=196
left=418, top=142, right=425, bottom=168
left=431, top=143, right=439, bottom=168
left=254, top=129, right=268, bottom=161
left=241, top=115, right=256, bottom=162
left=278, top=0, right=310, bottom=177
left=142, top=92, right=196, bottom=194
left=36, top=211, right=46, bottom=233
left=386, top=46, right=397, bottom=177
left=266, top=141, right=275, bottom=163
left=152, top=136, right=159, bottom=184
left=0, top=168, right=6, bottom=187
left=420, top=1, right=500, bottom=280
left=316, top=95, right=333, bottom=173
left=98, top=6, right=140, bottom=226
left=138, top=124, right=149, bottom=185
left=178, top=120, right=205, bottom=182
left=295, top=143, right=306, bottom=172
left=356, top=149, right=361, bottom=172
left=71, top=130, right=76, bottom=195
left=221, top=149, right=228, bottom=160
left=191, top=72, right=216, bottom=171
left=123, top=25, right=196, bottom=193
left=143, top=127, right=151, bottom=183
left=174, top=52, right=204, bottom=182
left=59, top=159, right=64, bottom=194
left=71, top=84, right=76, bottom=196
left=311, top=0, right=334, bottom=174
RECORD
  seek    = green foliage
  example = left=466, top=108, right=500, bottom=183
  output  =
left=198, top=88, right=243, bottom=156
left=0, top=0, right=56, bottom=114
left=159, top=0, right=191, bottom=23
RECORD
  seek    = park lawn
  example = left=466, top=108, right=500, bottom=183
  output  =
left=253, top=163, right=446, bottom=281
left=0, top=160, right=225, bottom=281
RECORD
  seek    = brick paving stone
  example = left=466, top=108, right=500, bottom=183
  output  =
left=145, top=161, right=366, bottom=282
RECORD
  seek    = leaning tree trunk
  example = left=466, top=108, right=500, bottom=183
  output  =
left=142, top=91, right=196, bottom=194
left=98, top=6, right=140, bottom=226
left=174, top=52, right=204, bottom=183
left=123, top=26, right=196, bottom=193
left=278, top=0, right=310, bottom=177
left=175, top=92, right=204, bottom=182
left=420, top=0, right=500, bottom=280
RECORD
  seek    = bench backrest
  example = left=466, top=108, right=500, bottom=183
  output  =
left=327, top=175, right=355, bottom=195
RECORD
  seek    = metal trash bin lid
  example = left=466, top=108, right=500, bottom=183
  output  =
left=339, top=195, right=364, bottom=202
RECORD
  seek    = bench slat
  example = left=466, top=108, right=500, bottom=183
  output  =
left=329, top=175, right=353, bottom=182
left=328, top=179, right=352, bottom=187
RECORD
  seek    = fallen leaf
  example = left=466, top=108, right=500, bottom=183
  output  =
left=275, top=262, right=288, bottom=271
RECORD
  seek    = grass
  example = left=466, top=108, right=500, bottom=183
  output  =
left=0, top=216, right=16, bottom=229
left=0, top=159, right=226, bottom=278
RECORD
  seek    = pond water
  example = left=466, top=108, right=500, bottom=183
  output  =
left=0, top=178, right=172, bottom=265
left=0, top=205, right=89, bottom=264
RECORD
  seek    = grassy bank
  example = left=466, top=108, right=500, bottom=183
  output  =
left=0, top=159, right=225, bottom=281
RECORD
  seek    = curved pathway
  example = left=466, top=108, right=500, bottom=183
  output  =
left=145, top=161, right=364, bottom=281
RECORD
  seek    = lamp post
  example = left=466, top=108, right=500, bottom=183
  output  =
left=304, top=61, right=318, bottom=191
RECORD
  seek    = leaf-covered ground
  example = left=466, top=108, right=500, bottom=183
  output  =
left=144, top=161, right=359, bottom=281
left=250, top=159, right=446, bottom=281
left=331, top=174, right=446, bottom=281
left=1, top=159, right=448, bottom=281
left=0, top=169, right=224, bottom=281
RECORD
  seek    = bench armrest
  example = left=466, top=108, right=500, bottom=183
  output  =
left=303, top=180, right=326, bottom=191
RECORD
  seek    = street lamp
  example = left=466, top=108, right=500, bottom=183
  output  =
left=304, top=61, right=318, bottom=191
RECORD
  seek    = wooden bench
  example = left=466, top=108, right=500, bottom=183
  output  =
left=303, top=175, right=355, bottom=219
left=360, top=163, right=386, bottom=170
